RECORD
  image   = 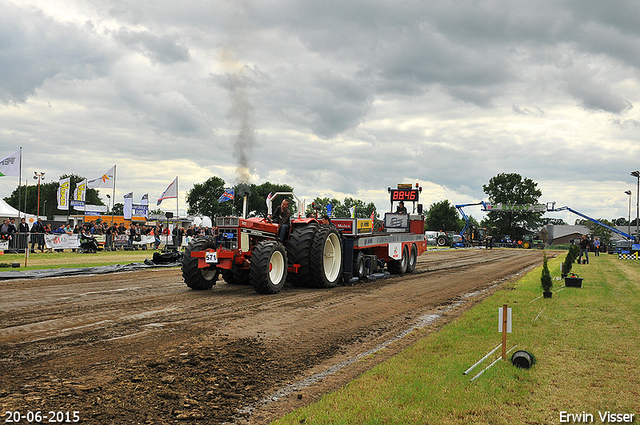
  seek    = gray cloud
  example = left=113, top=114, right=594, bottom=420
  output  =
left=113, top=28, right=190, bottom=65
left=2, top=0, right=640, bottom=221
left=0, top=0, right=114, bottom=104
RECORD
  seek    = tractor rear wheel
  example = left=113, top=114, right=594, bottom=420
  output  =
left=436, top=235, right=449, bottom=247
left=286, top=224, right=319, bottom=287
left=250, top=240, right=288, bottom=294
left=388, top=244, right=409, bottom=274
left=182, top=237, right=219, bottom=290
left=309, top=225, right=343, bottom=288
left=406, top=244, right=418, bottom=273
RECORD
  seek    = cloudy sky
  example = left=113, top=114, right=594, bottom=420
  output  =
left=2, top=0, right=640, bottom=224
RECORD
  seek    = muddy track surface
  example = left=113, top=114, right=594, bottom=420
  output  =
left=0, top=249, right=543, bottom=424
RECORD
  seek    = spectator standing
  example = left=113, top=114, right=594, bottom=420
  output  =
left=593, top=237, right=600, bottom=257
left=30, top=218, right=45, bottom=252
left=18, top=218, right=30, bottom=251
left=578, top=235, right=590, bottom=265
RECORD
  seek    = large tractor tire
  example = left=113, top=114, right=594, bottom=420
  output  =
left=250, top=240, right=288, bottom=294
left=436, top=235, right=449, bottom=247
left=286, top=224, right=319, bottom=287
left=182, top=237, right=219, bottom=290
left=309, top=225, right=343, bottom=288
left=388, top=244, right=409, bottom=275
left=406, top=243, right=418, bottom=273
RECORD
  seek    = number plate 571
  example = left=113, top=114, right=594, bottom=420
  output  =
left=205, top=252, right=218, bottom=263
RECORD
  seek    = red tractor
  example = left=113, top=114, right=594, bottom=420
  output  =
left=181, top=192, right=343, bottom=294
left=182, top=185, right=428, bottom=294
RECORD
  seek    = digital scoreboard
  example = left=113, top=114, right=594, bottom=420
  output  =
left=390, top=188, right=419, bottom=202
left=390, top=183, right=420, bottom=203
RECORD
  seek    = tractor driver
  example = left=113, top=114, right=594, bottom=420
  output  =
left=396, top=201, right=408, bottom=214
left=271, top=199, right=291, bottom=242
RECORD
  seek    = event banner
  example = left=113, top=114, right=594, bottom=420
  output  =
left=44, top=234, right=80, bottom=249
left=57, top=178, right=71, bottom=211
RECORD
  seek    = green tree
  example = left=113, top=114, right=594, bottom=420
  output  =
left=305, top=197, right=377, bottom=220
left=425, top=200, right=463, bottom=231
left=112, top=202, right=124, bottom=216
left=243, top=182, right=294, bottom=217
left=185, top=176, right=232, bottom=219
left=612, top=217, right=627, bottom=226
left=582, top=218, right=615, bottom=246
left=185, top=178, right=295, bottom=219
left=542, top=217, right=567, bottom=225
left=305, top=197, right=341, bottom=218
left=481, top=173, right=543, bottom=241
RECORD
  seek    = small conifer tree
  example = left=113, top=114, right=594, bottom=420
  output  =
left=541, top=251, right=553, bottom=293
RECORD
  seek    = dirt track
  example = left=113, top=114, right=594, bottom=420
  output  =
left=0, top=249, right=543, bottom=424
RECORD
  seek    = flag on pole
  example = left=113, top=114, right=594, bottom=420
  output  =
left=57, top=178, right=71, bottom=211
left=140, top=193, right=148, bottom=206
left=72, top=179, right=87, bottom=211
left=218, top=188, right=235, bottom=203
left=123, top=192, right=133, bottom=219
left=0, top=150, right=20, bottom=177
left=327, top=203, right=332, bottom=218
left=74, top=179, right=87, bottom=202
left=370, top=210, right=375, bottom=221
left=157, top=178, right=178, bottom=205
left=349, top=206, right=355, bottom=218
left=87, top=166, right=115, bottom=189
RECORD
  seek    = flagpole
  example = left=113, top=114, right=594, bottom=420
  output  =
left=175, top=176, right=179, bottom=222
left=111, top=165, right=116, bottom=225
left=18, top=147, right=22, bottom=219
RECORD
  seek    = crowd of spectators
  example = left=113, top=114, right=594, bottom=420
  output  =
left=0, top=217, right=216, bottom=252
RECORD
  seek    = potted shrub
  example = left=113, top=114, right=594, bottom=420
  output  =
left=561, top=244, right=579, bottom=277
left=541, top=251, right=553, bottom=298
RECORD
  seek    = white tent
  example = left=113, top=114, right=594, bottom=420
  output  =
left=0, top=198, right=40, bottom=225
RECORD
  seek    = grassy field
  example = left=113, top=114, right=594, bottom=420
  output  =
left=0, top=249, right=162, bottom=271
left=275, top=252, right=640, bottom=425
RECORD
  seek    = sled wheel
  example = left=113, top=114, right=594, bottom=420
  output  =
left=388, top=244, right=409, bottom=274
left=406, top=244, right=418, bottom=273
left=250, top=240, right=288, bottom=294
left=354, top=251, right=367, bottom=279
left=182, top=237, right=219, bottom=290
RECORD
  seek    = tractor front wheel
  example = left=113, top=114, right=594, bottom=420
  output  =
left=182, top=237, right=219, bottom=290
left=250, top=240, right=288, bottom=294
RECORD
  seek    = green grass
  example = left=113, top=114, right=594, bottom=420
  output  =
left=275, top=253, right=640, bottom=424
left=0, top=249, right=162, bottom=271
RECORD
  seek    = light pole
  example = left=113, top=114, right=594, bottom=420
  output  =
left=632, top=171, right=640, bottom=242
left=43, top=200, right=48, bottom=219
left=625, top=190, right=632, bottom=238
left=33, top=172, right=45, bottom=217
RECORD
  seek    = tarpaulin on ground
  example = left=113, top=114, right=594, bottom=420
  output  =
left=0, top=259, right=182, bottom=280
